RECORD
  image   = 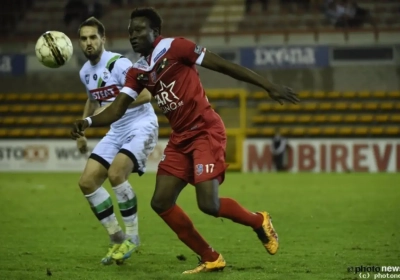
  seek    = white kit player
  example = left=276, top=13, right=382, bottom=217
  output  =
left=76, top=17, right=158, bottom=265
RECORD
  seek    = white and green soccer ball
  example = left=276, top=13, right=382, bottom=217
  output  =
left=35, top=31, right=73, bottom=68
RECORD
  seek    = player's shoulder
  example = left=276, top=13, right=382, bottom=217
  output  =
left=79, top=60, right=92, bottom=77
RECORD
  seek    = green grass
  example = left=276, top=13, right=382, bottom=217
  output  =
left=0, top=173, right=399, bottom=280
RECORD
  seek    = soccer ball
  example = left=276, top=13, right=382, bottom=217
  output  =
left=35, top=31, right=73, bottom=68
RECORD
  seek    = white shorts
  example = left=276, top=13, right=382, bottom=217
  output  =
left=90, top=120, right=158, bottom=175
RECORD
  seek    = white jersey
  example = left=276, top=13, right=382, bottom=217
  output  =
left=79, top=50, right=157, bottom=132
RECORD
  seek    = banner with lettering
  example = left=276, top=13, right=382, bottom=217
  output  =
left=240, top=46, right=330, bottom=69
left=0, top=140, right=168, bottom=172
left=243, top=139, right=400, bottom=173
left=0, top=54, right=26, bottom=76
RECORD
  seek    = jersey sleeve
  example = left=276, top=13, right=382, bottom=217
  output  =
left=121, top=67, right=144, bottom=100
left=171, top=37, right=206, bottom=66
left=112, top=57, right=133, bottom=86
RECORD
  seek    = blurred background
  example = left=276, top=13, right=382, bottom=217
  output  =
left=0, top=0, right=399, bottom=173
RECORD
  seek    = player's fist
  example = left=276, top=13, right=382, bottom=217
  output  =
left=267, top=84, right=299, bottom=105
left=76, top=136, right=88, bottom=154
left=71, top=119, right=89, bottom=140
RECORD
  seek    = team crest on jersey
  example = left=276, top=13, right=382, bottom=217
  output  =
left=85, top=74, right=90, bottom=84
left=196, top=164, right=203, bottom=176
left=102, top=69, right=110, bottom=82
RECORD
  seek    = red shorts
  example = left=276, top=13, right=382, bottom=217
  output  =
left=157, top=120, right=228, bottom=185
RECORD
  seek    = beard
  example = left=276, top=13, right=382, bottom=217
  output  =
left=83, top=49, right=102, bottom=61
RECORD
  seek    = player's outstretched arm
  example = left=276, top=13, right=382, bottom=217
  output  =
left=200, top=50, right=299, bottom=104
left=70, top=93, right=134, bottom=139
left=127, top=88, right=152, bottom=109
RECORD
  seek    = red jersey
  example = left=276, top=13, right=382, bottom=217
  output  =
left=122, top=36, right=220, bottom=136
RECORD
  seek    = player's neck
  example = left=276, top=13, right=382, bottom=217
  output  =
left=89, top=49, right=104, bottom=66
left=141, top=47, right=154, bottom=57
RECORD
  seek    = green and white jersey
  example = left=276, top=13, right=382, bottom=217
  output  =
left=79, top=50, right=157, bottom=132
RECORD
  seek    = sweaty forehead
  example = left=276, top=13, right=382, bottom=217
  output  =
left=80, top=26, right=99, bottom=37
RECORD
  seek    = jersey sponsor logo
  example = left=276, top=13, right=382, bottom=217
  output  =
left=85, top=74, right=90, bottom=84
left=194, top=45, right=203, bottom=55
left=102, top=69, right=110, bottom=82
left=93, top=74, right=97, bottom=81
left=154, top=81, right=184, bottom=113
left=153, top=48, right=167, bottom=63
left=89, top=84, right=119, bottom=100
left=196, top=164, right=203, bottom=175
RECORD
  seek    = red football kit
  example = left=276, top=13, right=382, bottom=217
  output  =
left=122, top=36, right=228, bottom=185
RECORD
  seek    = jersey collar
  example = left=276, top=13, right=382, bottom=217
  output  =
left=143, top=36, right=164, bottom=64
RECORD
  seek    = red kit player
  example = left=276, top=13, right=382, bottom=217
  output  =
left=71, top=7, right=299, bottom=274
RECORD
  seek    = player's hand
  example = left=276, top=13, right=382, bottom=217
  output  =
left=71, top=119, right=89, bottom=140
left=267, top=84, right=299, bottom=105
left=76, top=136, right=88, bottom=154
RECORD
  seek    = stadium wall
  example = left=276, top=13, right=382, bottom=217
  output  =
left=1, top=139, right=399, bottom=173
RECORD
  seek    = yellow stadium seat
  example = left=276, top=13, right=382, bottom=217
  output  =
left=53, top=105, right=68, bottom=112
left=25, top=105, right=40, bottom=112
left=375, top=115, right=389, bottom=122
left=298, top=91, right=311, bottom=98
left=47, top=93, right=62, bottom=100
left=9, top=129, right=23, bottom=137
left=319, top=103, right=332, bottom=110
left=395, top=103, right=400, bottom=110
left=342, top=91, right=356, bottom=98
left=380, top=103, right=394, bottom=110
left=1, top=117, right=15, bottom=124
left=16, top=117, right=31, bottom=124
left=307, top=127, right=321, bottom=135
left=354, top=127, right=368, bottom=135
left=303, top=103, right=317, bottom=111
left=388, top=91, right=400, bottom=98
left=359, top=115, right=373, bottom=122
left=0, top=129, right=6, bottom=137
left=372, top=91, right=386, bottom=98
left=10, top=105, right=25, bottom=112
left=349, top=103, right=363, bottom=110
left=298, top=115, right=312, bottom=122
left=322, top=127, right=336, bottom=135
left=314, top=115, right=327, bottom=122
left=344, top=115, right=357, bottom=122
left=338, top=127, right=352, bottom=135
left=327, top=91, right=341, bottom=98
left=5, top=93, right=19, bottom=100
left=281, top=115, right=297, bottom=123
left=39, top=105, right=53, bottom=112
left=328, top=115, right=342, bottom=122
left=257, top=103, right=271, bottom=111
left=20, top=93, right=34, bottom=100
left=386, top=127, right=400, bottom=135
left=370, top=127, right=384, bottom=135
left=34, top=93, right=48, bottom=100
left=358, top=91, right=371, bottom=98
left=291, top=127, right=305, bottom=135
left=312, top=91, right=326, bottom=98
left=22, top=129, right=37, bottom=137
left=390, top=115, right=400, bottom=122
left=334, top=102, right=348, bottom=110
left=30, top=117, right=45, bottom=125
left=364, top=102, right=378, bottom=110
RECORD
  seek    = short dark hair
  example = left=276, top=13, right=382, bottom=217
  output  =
left=130, top=7, right=163, bottom=34
left=78, top=17, right=105, bottom=37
